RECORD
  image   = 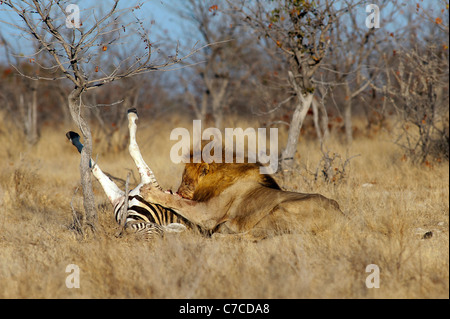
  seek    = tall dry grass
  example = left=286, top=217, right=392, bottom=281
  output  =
left=0, top=111, right=448, bottom=299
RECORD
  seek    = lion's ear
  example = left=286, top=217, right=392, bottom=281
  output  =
left=200, top=163, right=210, bottom=176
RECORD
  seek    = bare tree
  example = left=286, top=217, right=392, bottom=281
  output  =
left=325, top=3, right=383, bottom=145
left=1, top=70, right=39, bottom=144
left=235, top=0, right=362, bottom=170
left=1, top=0, right=206, bottom=232
left=0, top=30, right=40, bottom=143
left=169, top=0, right=264, bottom=129
left=371, top=1, right=449, bottom=163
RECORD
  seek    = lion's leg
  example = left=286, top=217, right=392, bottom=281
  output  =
left=126, top=108, right=162, bottom=190
left=140, top=184, right=225, bottom=230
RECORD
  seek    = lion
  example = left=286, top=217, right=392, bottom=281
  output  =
left=141, top=156, right=345, bottom=240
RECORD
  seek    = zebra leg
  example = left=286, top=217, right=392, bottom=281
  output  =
left=67, top=131, right=170, bottom=239
left=124, top=220, right=165, bottom=239
left=126, top=110, right=187, bottom=233
left=127, top=108, right=162, bottom=190
left=66, top=131, right=125, bottom=206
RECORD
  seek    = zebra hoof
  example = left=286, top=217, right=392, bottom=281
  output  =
left=127, top=108, right=138, bottom=115
left=66, top=131, right=80, bottom=141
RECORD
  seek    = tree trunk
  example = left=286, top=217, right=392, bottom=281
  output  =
left=312, top=97, right=322, bottom=142
left=28, top=81, right=39, bottom=144
left=281, top=91, right=314, bottom=171
left=315, top=87, right=330, bottom=142
left=312, top=94, right=331, bottom=144
left=18, top=81, right=39, bottom=145
left=212, top=78, right=229, bottom=131
left=344, top=83, right=353, bottom=145
left=200, top=92, right=208, bottom=123
left=68, top=88, right=97, bottom=232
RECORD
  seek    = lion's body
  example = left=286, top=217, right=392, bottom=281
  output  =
left=143, top=159, right=344, bottom=240
left=196, top=179, right=342, bottom=239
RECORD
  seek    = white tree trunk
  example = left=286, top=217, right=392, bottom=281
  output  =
left=68, top=88, right=97, bottom=231
left=281, top=91, right=314, bottom=171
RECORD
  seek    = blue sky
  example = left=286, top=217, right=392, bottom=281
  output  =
left=0, top=0, right=445, bottom=63
left=0, top=0, right=192, bottom=61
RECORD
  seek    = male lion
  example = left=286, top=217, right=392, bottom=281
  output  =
left=141, top=157, right=345, bottom=240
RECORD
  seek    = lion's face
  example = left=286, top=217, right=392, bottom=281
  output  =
left=177, top=163, right=209, bottom=199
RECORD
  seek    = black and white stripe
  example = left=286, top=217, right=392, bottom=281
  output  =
left=113, top=193, right=200, bottom=239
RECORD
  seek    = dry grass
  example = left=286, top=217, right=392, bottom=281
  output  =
left=0, top=111, right=448, bottom=299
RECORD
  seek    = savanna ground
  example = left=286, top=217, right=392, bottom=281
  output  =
left=0, top=111, right=448, bottom=299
